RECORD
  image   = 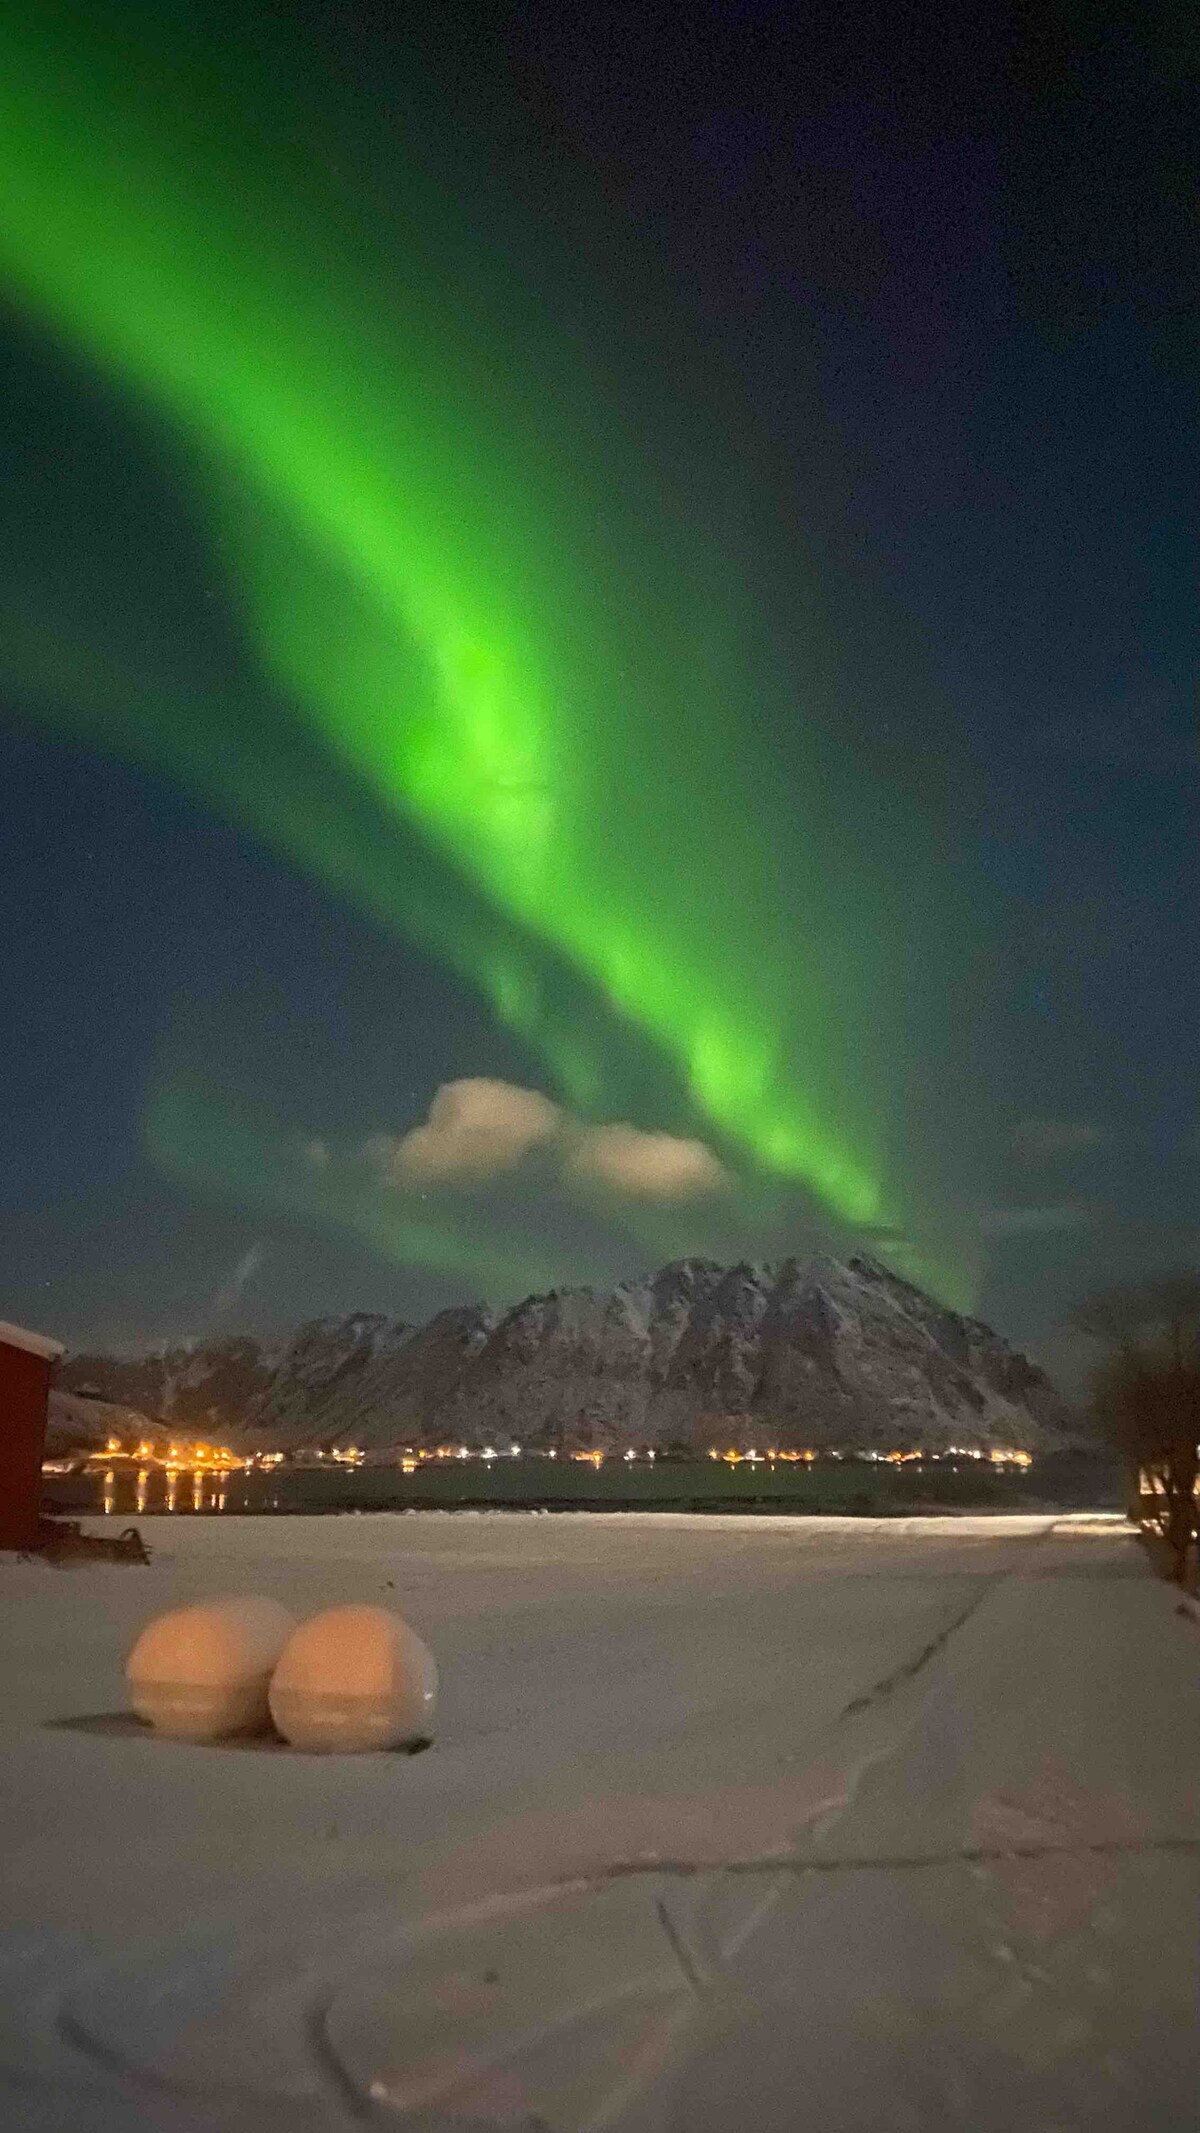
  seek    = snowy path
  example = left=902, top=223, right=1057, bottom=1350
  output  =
left=1, top=1512, right=1195, bottom=2129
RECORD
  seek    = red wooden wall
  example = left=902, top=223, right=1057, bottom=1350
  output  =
left=0, top=1338, right=54, bottom=1549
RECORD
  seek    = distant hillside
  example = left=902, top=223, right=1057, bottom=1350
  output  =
left=237, top=1255, right=1075, bottom=1456
left=53, top=1256, right=1077, bottom=1458
left=44, top=1390, right=170, bottom=1458
left=57, top=1338, right=274, bottom=1439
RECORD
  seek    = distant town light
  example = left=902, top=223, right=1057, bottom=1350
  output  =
left=65, top=1433, right=1040, bottom=1490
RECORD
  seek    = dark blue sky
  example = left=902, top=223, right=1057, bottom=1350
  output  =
left=1, top=1, right=1197, bottom=1379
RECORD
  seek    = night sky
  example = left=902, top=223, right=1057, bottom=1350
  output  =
left=1, top=1, right=1196, bottom=1382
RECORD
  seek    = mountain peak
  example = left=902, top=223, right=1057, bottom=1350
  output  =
left=59, top=1253, right=1072, bottom=1456
left=236, top=1252, right=1072, bottom=1455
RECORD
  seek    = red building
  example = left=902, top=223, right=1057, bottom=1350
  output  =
left=0, top=1320, right=64, bottom=1549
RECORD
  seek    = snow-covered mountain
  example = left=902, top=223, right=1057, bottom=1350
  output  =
left=57, top=1338, right=274, bottom=1435
left=44, top=1390, right=171, bottom=1459
left=243, top=1304, right=495, bottom=1450
left=238, top=1255, right=1073, bottom=1455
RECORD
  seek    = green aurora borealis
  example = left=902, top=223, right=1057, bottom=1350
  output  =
left=0, top=8, right=975, bottom=1307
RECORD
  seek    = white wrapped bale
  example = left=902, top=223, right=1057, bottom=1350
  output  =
left=126, top=1596, right=296, bottom=1742
left=268, top=1604, right=437, bottom=1753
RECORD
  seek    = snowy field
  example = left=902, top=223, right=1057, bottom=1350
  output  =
left=2, top=1510, right=1197, bottom=2131
left=2, top=1512, right=1069, bottom=1925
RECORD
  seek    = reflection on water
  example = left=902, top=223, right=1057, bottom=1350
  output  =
left=46, top=1454, right=1097, bottom=1524
left=81, top=1468, right=258, bottom=1515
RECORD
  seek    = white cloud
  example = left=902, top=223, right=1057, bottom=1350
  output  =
left=373, top=1078, right=563, bottom=1184
left=302, top=1138, right=330, bottom=1170
left=359, top=1078, right=730, bottom=1204
left=1011, top=1118, right=1101, bottom=1161
left=565, top=1123, right=730, bottom=1200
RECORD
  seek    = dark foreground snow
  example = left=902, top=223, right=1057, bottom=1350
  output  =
left=1, top=1511, right=1196, bottom=2130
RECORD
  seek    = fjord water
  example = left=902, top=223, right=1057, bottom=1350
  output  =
left=45, top=1454, right=1119, bottom=1520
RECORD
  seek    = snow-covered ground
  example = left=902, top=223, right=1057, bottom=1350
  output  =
left=1, top=1511, right=1195, bottom=2130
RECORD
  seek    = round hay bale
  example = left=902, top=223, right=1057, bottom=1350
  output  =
left=126, top=1595, right=296, bottom=1741
left=268, top=1604, right=437, bottom=1753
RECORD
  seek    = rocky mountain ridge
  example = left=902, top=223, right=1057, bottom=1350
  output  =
left=246, top=1254, right=1072, bottom=1454
left=44, top=1390, right=173, bottom=1460
left=56, top=1255, right=1076, bottom=1456
left=57, top=1338, right=274, bottom=1437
